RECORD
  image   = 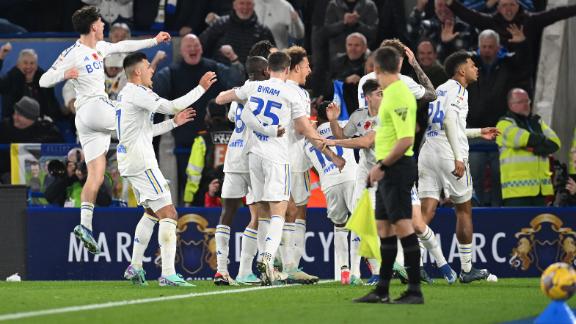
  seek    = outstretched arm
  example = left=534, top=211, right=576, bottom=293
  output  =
left=104, top=32, right=171, bottom=54
left=326, top=131, right=375, bottom=149
left=154, top=72, right=216, bottom=114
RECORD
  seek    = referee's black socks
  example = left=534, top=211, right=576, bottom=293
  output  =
left=376, top=236, right=398, bottom=295
left=401, top=233, right=422, bottom=292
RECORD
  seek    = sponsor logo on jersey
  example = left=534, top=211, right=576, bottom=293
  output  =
left=394, top=107, right=408, bottom=121
left=84, top=56, right=90, bottom=62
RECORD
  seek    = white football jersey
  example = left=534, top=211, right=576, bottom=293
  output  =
left=304, top=123, right=357, bottom=190
left=39, top=39, right=156, bottom=110
left=224, top=101, right=251, bottom=173
left=286, top=79, right=312, bottom=172
left=235, top=77, right=306, bottom=164
left=420, top=79, right=469, bottom=160
left=357, top=72, right=425, bottom=108
left=343, top=107, right=378, bottom=170
left=115, top=82, right=205, bottom=176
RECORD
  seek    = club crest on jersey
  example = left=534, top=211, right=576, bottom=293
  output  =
left=394, top=107, right=408, bottom=121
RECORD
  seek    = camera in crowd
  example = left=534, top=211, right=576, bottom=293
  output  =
left=552, top=160, right=572, bottom=207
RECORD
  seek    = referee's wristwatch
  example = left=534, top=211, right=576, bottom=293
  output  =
left=377, top=160, right=388, bottom=171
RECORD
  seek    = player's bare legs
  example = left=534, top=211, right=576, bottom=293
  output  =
left=74, top=153, right=107, bottom=254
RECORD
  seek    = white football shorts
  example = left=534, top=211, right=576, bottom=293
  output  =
left=221, top=172, right=251, bottom=199
left=291, top=170, right=311, bottom=206
left=125, top=167, right=172, bottom=212
left=418, top=157, right=473, bottom=204
left=75, top=97, right=116, bottom=162
left=248, top=154, right=290, bottom=203
left=324, top=180, right=355, bottom=225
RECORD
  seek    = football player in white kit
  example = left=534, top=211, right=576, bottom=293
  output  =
left=304, top=101, right=359, bottom=285
left=116, top=52, right=216, bottom=286
left=214, top=56, right=285, bottom=286
left=39, top=6, right=171, bottom=254
left=216, top=51, right=345, bottom=285
left=282, top=46, right=328, bottom=284
left=418, top=51, right=499, bottom=283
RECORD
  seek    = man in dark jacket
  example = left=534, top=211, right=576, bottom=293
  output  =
left=467, top=29, right=528, bottom=207
left=153, top=34, right=243, bottom=203
left=199, top=0, right=275, bottom=65
left=0, top=96, right=63, bottom=183
left=0, top=48, right=62, bottom=122
left=324, top=0, right=379, bottom=58
left=445, top=0, right=576, bottom=75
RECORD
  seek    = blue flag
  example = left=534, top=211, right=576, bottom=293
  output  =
left=333, top=80, right=349, bottom=121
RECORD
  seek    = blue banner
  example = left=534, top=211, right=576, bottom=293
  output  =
left=26, top=207, right=576, bottom=280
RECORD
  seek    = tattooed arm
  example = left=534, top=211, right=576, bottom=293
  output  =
left=404, top=46, right=436, bottom=102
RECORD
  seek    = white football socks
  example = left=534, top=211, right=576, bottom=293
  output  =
left=418, top=225, right=447, bottom=267
left=458, top=242, right=473, bottom=272
left=215, top=225, right=231, bottom=273
left=334, top=226, right=349, bottom=280
left=280, top=223, right=296, bottom=271
left=293, top=219, right=306, bottom=266
left=131, top=213, right=158, bottom=269
left=80, top=202, right=94, bottom=231
left=238, top=227, right=258, bottom=277
left=158, top=218, right=177, bottom=277
left=350, top=231, right=361, bottom=278
left=262, top=215, right=284, bottom=262
left=257, top=218, right=269, bottom=262
left=395, top=237, right=404, bottom=266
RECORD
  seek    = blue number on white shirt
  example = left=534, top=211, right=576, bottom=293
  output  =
left=115, top=109, right=121, bottom=140
left=250, top=96, right=282, bottom=125
left=427, top=101, right=444, bottom=129
left=310, top=137, right=344, bottom=168
left=234, top=103, right=245, bottom=133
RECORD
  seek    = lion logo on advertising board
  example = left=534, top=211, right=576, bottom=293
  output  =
left=510, top=214, right=576, bottom=272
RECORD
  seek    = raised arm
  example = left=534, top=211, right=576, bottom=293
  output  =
left=404, top=46, right=436, bottom=102
left=152, top=108, right=196, bottom=137
left=326, top=102, right=346, bottom=139
left=103, top=32, right=170, bottom=55
left=153, top=72, right=216, bottom=114
left=294, top=116, right=346, bottom=170
left=327, top=131, right=375, bottom=149
left=446, top=0, right=497, bottom=31
left=39, top=48, right=77, bottom=88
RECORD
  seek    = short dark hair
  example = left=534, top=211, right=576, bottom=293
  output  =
left=316, top=101, right=331, bottom=122
left=285, top=46, right=307, bottom=70
left=362, top=79, right=380, bottom=96
left=246, top=56, right=268, bottom=81
left=72, top=6, right=100, bottom=35
left=123, top=52, right=147, bottom=72
left=374, top=46, right=401, bottom=74
left=267, top=51, right=291, bottom=72
left=248, top=40, right=274, bottom=58
left=444, top=50, right=472, bottom=77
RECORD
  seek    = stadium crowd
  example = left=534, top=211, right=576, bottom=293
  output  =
left=0, top=0, right=576, bottom=208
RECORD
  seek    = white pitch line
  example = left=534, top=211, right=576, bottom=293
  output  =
left=0, top=281, right=331, bottom=321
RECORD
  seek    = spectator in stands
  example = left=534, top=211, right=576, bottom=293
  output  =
left=153, top=34, right=242, bottom=203
left=0, top=97, right=63, bottom=183
left=444, top=0, right=576, bottom=77
left=205, top=178, right=223, bottom=207
left=82, top=0, right=133, bottom=26
left=183, top=100, right=231, bottom=207
left=324, top=0, right=378, bottom=59
left=326, top=32, right=367, bottom=114
left=199, top=0, right=275, bottom=65
left=45, top=148, right=112, bottom=207
left=468, top=29, right=528, bottom=207
left=407, top=0, right=476, bottom=62
left=496, top=88, right=560, bottom=206
left=108, top=22, right=131, bottom=42
left=254, top=0, right=305, bottom=49
left=570, top=129, right=576, bottom=177
left=0, top=49, right=63, bottom=122
left=414, top=39, right=448, bottom=87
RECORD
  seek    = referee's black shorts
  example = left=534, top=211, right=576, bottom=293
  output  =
left=375, top=156, right=417, bottom=223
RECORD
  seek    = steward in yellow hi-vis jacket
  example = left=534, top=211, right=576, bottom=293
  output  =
left=496, top=89, right=560, bottom=206
left=184, top=100, right=232, bottom=206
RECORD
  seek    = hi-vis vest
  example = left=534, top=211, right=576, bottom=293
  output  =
left=184, top=130, right=231, bottom=204
left=496, top=115, right=560, bottom=199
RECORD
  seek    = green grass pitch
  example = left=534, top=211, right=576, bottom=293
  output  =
left=0, top=279, right=572, bottom=323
